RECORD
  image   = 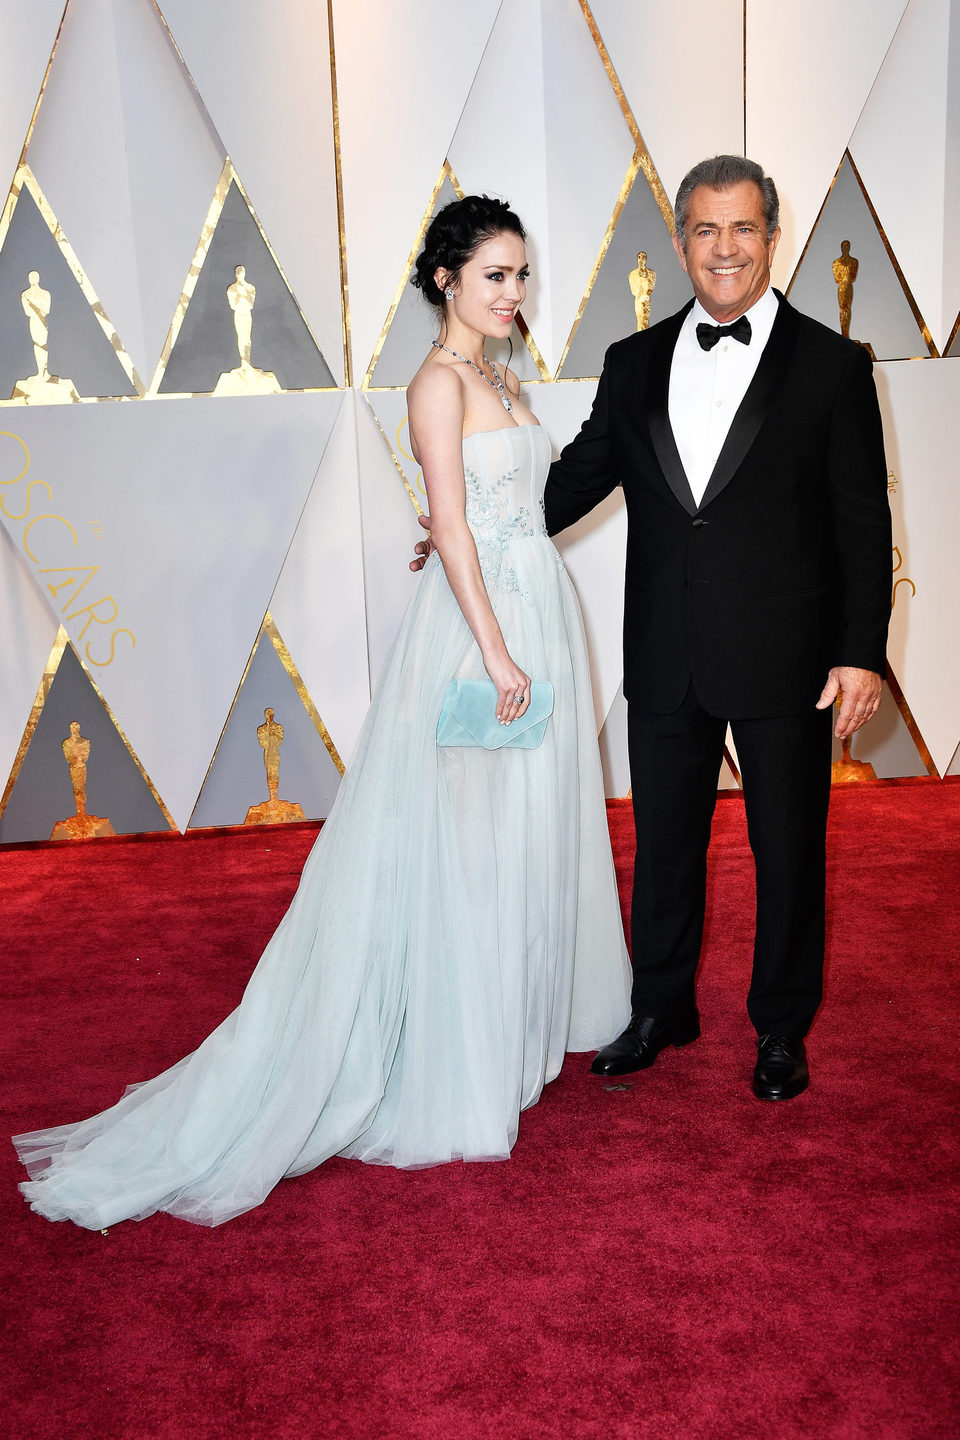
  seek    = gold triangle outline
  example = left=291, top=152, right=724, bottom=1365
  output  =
left=362, top=159, right=551, bottom=390
left=722, top=744, right=742, bottom=789
left=576, top=0, right=674, bottom=216
left=553, top=147, right=675, bottom=381
left=5, top=1, right=69, bottom=193
left=361, top=393, right=424, bottom=516
left=362, top=159, right=461, bottom=392
left=264, top=614, right=345, bottom=774
left=883, top=660, right=939, bottom=778
left=555, top=2, right=675, bottom=380
left=0, top=624, right=177, bottom=831
left=152, top=0, right=350, bottom=390
left=325, top=0, right=352, bottom=387
left=0, top=164, right=146, bottom=402
left=785, top=148, right=939, bottom=359
left=145, top=157, right=341, bottom=398
left=186, top=608, right=345, bottom=830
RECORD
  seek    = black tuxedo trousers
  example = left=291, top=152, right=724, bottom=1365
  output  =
left=544, top=296, right=891, bottom=1036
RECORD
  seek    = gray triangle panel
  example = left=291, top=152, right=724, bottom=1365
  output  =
left=789, top=157, right=928, bottom=361
left=0, top=188, right=137, bottom=400
left=188, top=632, right=342, bottom=829
left=159, top=181, right=335, bottom=393
left=369, top=176, right=540, bottom=387
left=560, top=171, right=687, bottom=380
left=0, top=644, right=171, bottom=843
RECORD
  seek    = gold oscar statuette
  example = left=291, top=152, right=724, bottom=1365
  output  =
left=628, top=251, right=656, bottom=331
left=50, top=721, right=116, bottom=840
left=832, top=241, right=858, bottom=338
left=831, top=242, right=875, bottom=358
left=11, top=271, right=81, bottom=404
left=244, top=708, right=306, bottom=825
left=831, top=697, right=877, bottom=784
left=213, top=265, right=282, bottom=396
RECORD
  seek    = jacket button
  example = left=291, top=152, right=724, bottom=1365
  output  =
left=692, top=518, right=709, bottom=528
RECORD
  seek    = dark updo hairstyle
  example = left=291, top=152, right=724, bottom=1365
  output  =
left=411, top=195, right=526, bottom=312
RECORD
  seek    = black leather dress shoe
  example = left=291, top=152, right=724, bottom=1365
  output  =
left=752, top=1034, right=809, bottom=1100
left=590, top=1012, right=701, bottom=1076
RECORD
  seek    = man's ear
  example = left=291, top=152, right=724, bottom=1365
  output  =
left=766, top=227, right=782, bottom=265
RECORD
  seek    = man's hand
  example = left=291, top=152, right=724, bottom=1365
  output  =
left=816, top=666, right=882, bottom=739
left=409, top=512, right=434, bottom=572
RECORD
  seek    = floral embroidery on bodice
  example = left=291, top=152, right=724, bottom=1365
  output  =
left=461, top=426, right=557, bottom=602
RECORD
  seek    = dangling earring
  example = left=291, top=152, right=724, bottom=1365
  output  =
left=444, top=287, right=455, bottom=301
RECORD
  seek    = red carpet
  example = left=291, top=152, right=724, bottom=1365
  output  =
left=3, top=785, right=958, bottom=1439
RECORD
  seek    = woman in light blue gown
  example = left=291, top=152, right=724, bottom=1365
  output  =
left=14, top=197, right=631, bottom=1229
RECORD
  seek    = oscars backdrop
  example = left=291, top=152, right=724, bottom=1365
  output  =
left=0, top=0, right=957, bottom=843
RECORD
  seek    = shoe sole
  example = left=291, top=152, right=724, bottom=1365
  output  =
left=752, top=1076, right=809, bottom=1101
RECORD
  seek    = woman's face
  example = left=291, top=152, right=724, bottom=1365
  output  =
left=440, top=231, right=528, bottom=339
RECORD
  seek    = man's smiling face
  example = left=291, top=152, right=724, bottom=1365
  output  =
left=672, top=179, right=780, bottom=323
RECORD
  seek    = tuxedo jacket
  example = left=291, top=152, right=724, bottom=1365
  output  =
left=544, top=293, right=892, bottom=718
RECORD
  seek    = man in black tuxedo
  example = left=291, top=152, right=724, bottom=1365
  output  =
left=543, top=155, right=891, bottom=1098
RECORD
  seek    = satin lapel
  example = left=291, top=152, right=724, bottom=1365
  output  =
left=647, top=301, right=697, bottom=516
left=698, top=292, right=800, bottom=511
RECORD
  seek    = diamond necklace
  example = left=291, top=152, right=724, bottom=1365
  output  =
left=431, top=340, right=513, bottom=413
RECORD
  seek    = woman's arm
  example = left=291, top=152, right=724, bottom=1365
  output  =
left=408, top=365, right=529, bottom=723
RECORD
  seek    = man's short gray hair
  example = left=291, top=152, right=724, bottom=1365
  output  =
left=674, top=155, right=780, bottom=250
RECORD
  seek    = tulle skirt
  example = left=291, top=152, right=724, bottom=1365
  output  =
left=14, top=534, right=631, bottom=1228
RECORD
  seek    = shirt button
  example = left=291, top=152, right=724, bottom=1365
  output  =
left=716, top=400, right=723, bottom=407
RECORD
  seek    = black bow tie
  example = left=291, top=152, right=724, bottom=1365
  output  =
left=696, top=315, right=752, bottom=351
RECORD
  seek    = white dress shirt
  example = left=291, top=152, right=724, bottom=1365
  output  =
left=667, top=286, right=779, bottom=507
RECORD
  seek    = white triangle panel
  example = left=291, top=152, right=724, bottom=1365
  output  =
left=449, top=0, right=634, bottom=375
left=746, top=0, right=909, bottom=289
left=849, top=0, right=953, bottom=351
left=363, top=388, right=425, bottom=514
left=0, top=509, right=59, bottom=788
left=588, top=0, right=743, bottom=207
left=0, top=393, right=342, bottom=828
left=268, top=391, right=371, bottom=768
left=25, top=0, right=225, bottom=383
left=333, top=0, right=501, bottom=380
left=946, top=5, right=960, bottom=349
left=542, top=6, right=639, bottom=378
left=448, top=0, right=550, bottom=364
left=531, top=381, right=626, bottom=732
left=875, top=357, right=960, bottom=774
left=0, top=0, right=64, bottom=203
left=158, top=0, right=345, bottom=386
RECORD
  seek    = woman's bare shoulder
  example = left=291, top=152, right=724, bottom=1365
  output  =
left=408, top=356, right=463, bottom=408
left=407, top=358, right=466, bottom=459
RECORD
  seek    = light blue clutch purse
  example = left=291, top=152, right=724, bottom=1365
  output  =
left=436, top=679, right=554, bottom=750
